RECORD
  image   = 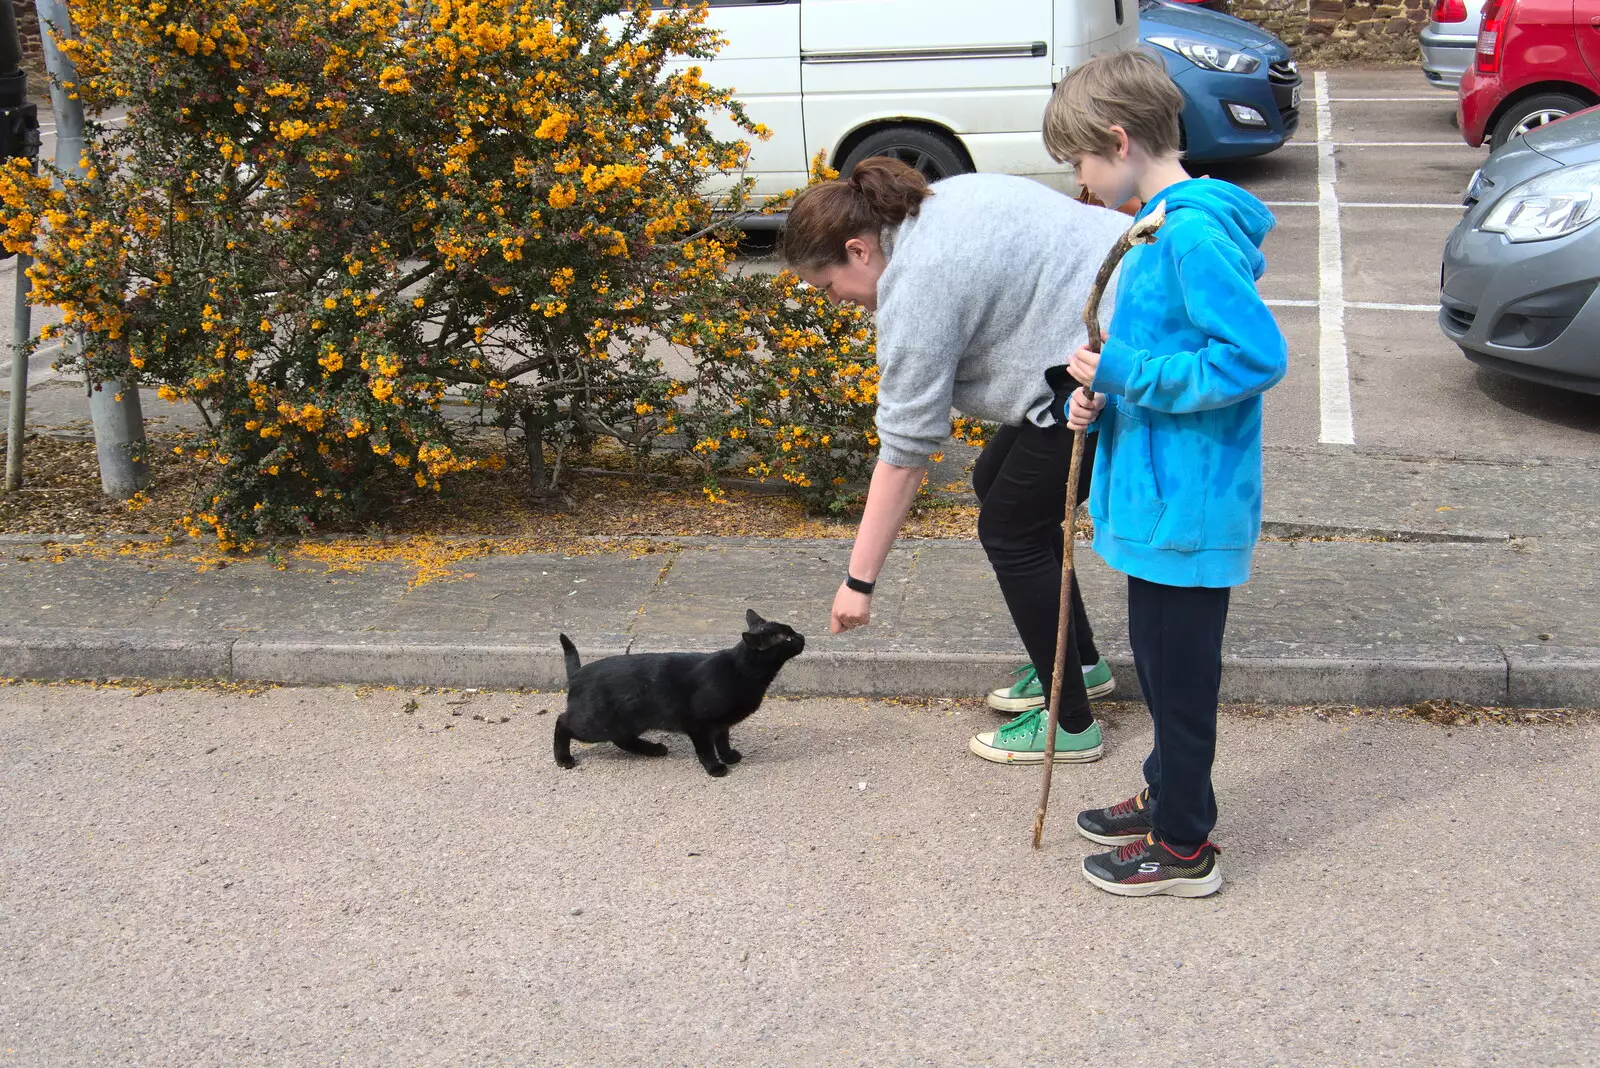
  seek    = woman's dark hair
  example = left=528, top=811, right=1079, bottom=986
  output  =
left=782, top=156, right=932, bottom=270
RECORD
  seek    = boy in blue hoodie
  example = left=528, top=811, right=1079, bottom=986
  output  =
left=1042, top=50, right=1288, bottom=897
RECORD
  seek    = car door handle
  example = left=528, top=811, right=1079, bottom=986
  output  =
left=1592, top=15, right=1600, bottom=28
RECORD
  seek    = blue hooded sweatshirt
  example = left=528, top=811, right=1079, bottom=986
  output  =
left=1088, top=178, right=1288, bottom=588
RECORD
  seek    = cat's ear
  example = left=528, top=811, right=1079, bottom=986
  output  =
left=745, top=609, right=765, bottom=629
left=743, top=629, right=785, bottom=651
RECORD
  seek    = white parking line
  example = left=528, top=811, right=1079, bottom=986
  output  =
left=1265, top=299, right=1441, bottom=312
left=1283, top=140, right=1478, bottom=148
left=1264, top=201, right=1462, bottom=210
left=1328, top=96, right=1458, bottom=102
left=1340, top=141, right=1480, bottom=148
left=1314, top=72, right=1355, bottom=447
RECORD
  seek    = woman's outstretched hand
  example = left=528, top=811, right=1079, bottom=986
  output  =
left=832, top=585, right=870, bottom=633
left=831, top=582, right=872, bottom=633
left=833, top=459, right=924, bottom=634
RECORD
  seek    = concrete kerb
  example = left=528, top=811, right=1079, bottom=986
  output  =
left=0, top=627, right=234, bottom=681
left=1220, top=643, right=1511, bottom=707
left=1505, top=645, right=1600, bottom=708
left=5, top=627, right=1598, bottom=706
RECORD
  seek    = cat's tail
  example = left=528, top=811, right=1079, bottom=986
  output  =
left=558, top=633, right=581, bottom=682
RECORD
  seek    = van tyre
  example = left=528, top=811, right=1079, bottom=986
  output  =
left=840, top=126, right=970, bottom=184
left=1490, top=92, right=1588, bottom=150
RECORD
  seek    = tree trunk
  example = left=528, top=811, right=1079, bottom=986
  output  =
left=520, top=403, right=548, bottom=499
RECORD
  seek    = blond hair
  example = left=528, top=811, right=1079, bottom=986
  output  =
left=1043, top=49, right=1184, bottom=163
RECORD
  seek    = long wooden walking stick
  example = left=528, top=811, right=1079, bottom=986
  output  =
left=1032, top=201, right=1167, bottom=850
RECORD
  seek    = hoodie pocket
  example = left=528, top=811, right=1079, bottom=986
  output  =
left=1107, top=402, right=1166, bottom=545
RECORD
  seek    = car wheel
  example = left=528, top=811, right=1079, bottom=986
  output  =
left=839, top=126, right=970, bottom=184
left=1489, top=92, right=1588, bottom=150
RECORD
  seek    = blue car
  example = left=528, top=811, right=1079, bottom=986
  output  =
left=1140, top=0, right=1303, bottom=162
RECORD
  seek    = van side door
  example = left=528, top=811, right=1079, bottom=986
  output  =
left=1054, top=0, right=1138, bottom=75
left=700, top=0, right=807, bottom=198
left=798, top=0, right=1054, bottom=168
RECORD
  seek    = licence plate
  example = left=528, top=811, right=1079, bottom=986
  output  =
left=1291, top=85, right=1302, bottom=109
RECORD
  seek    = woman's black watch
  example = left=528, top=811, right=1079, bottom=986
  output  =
left=845, top=574, right=876, bottom=596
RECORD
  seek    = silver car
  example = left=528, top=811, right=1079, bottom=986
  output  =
left=1420, top=0, right=1486, bottom=91
left=1440, top=105, right=1600, bottom=393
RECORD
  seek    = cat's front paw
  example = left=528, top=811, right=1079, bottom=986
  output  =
left=721, top=748, right=743, bottom=764
left=555, top=757, right=577, bottom=770
left=704, top=763, right=729, bottom=778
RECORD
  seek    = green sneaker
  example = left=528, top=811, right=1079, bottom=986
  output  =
left=986, top=664, right=1045, bottom=712
left=985, top=659, right=1116, bottom=712
left=1082, top=658, right=1116, bottom=700
left=968, top=708, right=1104, bottom=765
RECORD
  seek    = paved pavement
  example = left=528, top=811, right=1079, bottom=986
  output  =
left=1, top=682, right=1595, bottom=1066
left=3, top=500, right=1598, bottom=705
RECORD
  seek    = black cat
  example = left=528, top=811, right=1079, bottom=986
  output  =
left=553, top=610, right=806, bottom=777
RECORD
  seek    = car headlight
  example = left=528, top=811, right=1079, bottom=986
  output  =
left=1478, top=161, right=1600, bottom=243
left=1462, top=168, right=1492, bottom=206
left=1146, top=36, right=1262, bottom=74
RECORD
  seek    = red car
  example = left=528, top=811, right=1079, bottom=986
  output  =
left=1458, top=0, right=1600, bottom=148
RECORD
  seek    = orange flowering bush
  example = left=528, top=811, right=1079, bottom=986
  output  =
left=657, top=152, right=989, bottom=515
left=663, top=261, right=996, bottom=514
left=0, top=1, right=988, bottom=539
left=671, top=267, right=881, bottom=512
left=0, top=0, right=769, bottom=545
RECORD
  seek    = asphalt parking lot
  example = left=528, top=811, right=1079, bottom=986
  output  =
left=5, top=70, right=1598, bottom=464
left=1211, top=69, right=1600, bottom=462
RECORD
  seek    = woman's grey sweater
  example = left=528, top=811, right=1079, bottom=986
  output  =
left=872, top=173, right=1129, bottom=467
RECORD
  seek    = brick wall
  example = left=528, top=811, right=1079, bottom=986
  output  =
left=7, top=0, right=49, bottom=88
left=1227, top=0, right=1429, bottom=62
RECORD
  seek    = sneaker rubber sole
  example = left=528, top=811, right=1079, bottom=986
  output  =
left=984, top=673, right=1116, bottom=712
left=966, top=732, right=1103, bottom=765
left=979, top=681, right=1120, bottom=713
left=985, top=690, right=1045, bottom=713
left=1080, top=862, right=1223, bottom=898
left=1075, top=822, right=1149, bottom=847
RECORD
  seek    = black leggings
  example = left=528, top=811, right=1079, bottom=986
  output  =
left=971, top=422, right=1099, bottom=732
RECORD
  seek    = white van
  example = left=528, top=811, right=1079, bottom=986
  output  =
left=698, top=0, right=1139, bottom=207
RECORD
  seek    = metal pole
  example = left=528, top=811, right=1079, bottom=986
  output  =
left=1, top=0, right=39, bottom=493
left=36, top=0, right=147, bottom=497
left=5, top=253, right=30, bottom=491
